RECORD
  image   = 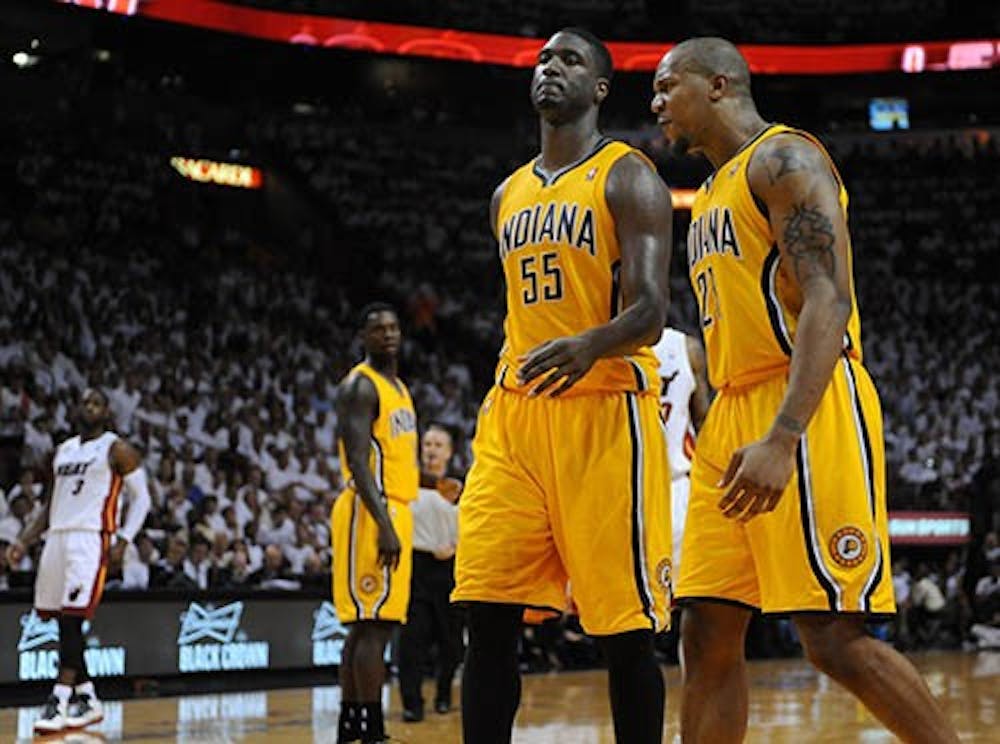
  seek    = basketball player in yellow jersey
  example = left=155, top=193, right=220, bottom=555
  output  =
left=453, top=27, right=674, bottom=744
left=331, top=302, right=419, bottom=744
left=651, top=38, right=959, bottom=743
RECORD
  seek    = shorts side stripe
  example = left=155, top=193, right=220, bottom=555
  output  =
left=626, top=393, right=657, bottom=629
left=371, top=439, right=385, bottom=493
left=761, top=246, right=794, bottom=356
left=842, top=357, right=885, bottom=612
left=62, top=533, right=109, bottom=619
left=797, top=436, right=842, bottom=611
left=373, top=563, right=392, bottom=620
left=348, top=493, right=364, bottom=620
left=626, top=357, right=649, bottom=392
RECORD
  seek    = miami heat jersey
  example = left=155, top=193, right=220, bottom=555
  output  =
left=651, top=328, right=696, bottom=478
left=494, top=138, right=660, bottom=395
left=688, top=124, right=863, bottom=390
left=338, top=362, right=419, bottom=503
left=49, top=431, right=122, bottom=533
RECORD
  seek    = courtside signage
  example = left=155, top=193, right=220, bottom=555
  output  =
left=170, top=157, right=263, bottom=189
left=887, top=511, right=970, bottom=546
left=177, top=601, right=270, bottom=673
left=16, top=610, right=126, bottom=681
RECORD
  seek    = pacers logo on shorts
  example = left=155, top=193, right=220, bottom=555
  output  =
left=655, top=557, right=673, bottom=595
left=359, top=575, right=379, bottom=594
left=829, top=526, right=868, bottom=568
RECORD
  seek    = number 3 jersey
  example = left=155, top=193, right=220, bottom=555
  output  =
left=494, top=138, right=661, bottom=396
left=50, top=431, right=123, bottom=533
left=688, top=124, right=863, bottom=391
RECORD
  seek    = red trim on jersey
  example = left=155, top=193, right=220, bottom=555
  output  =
left=683, top=430, right=696, bottom=460
left=64, top=531, right=111, bottom=619
left=101, top=473, right=123, bottom=534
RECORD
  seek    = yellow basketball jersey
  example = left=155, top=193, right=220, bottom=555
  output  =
left=495, top=138, right=660, bottom=396
left=338, top=362, right=419, bottom=503
left=688, top=124, right=863, bottom=390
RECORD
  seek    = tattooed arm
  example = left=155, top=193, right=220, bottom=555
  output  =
left=751, top=134, right=852, bottom=442
left=716, top=133, right=852, bottom=522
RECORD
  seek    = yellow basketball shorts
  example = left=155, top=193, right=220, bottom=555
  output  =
left=453, top=386, right=672, bottom=636
left=676, top=356, right=895, bottom=615
left=332, top=488, right=413, bottom=624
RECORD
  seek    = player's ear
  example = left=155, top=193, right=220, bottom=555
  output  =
left=595, top=78, right=610, bottom=104
left=708, top=74, right=727, bottom=102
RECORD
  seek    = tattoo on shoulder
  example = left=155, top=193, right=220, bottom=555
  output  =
left=782, top=202, right=836, bottom=283
left=764, top=144, right=812, bottom=185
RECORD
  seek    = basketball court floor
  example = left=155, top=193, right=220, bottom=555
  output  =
left=3, top=651, right=996, bottom=742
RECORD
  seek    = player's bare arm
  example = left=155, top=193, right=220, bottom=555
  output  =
left=517, top=153, right=672, bottom=396
left=718, top=134, right=852, bottom=522
left=336, top=373, right=401, bottom=570
left=685, top=334, right=711, bottom=430
left=109, top=438, right=151, bottom=564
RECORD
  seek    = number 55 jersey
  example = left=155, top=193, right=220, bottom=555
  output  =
left=493, top=138, right=660, bottom=396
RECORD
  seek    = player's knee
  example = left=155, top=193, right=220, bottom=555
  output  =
left=597, top=629, right=656, bottom=668
left=679, top=603, right=748, bottom=668
left=466, top=603, right=522, bottom=655
left=797, top=619, right=869, bottom=682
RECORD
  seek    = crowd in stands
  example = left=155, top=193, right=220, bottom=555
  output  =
left=0, top=42, right=997, bottom=653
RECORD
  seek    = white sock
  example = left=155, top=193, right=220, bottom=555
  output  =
left=53, top=684, right=72, bottom=705
left=75, top=681, right=96, bottom=698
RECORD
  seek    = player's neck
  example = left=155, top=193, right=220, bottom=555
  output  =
left=366, top=355, right=398, bottom=379
left=538, top=116, right=603, bottom=173
left=703, top=110, right=770, bottom=169
left=80, top=426, right=104, bottom=442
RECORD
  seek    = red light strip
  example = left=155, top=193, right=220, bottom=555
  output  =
left=65, top=0, right=1000, bottom=75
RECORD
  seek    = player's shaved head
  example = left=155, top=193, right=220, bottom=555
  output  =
left=669, top=37, right=751, bottom=97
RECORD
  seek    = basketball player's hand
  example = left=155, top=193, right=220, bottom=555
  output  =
left=5, top=540, right=25, bottom=566
left=109, top=537, right=128, bottom=567
left=436, top=477, right=463, bottom=504
left=376, top=521, right=402, bottom=571
left=433, top=544, right=456, bottom=560
left=717, top=435, right=797, bottom=523
left=517, top=335, right=598, bottom=397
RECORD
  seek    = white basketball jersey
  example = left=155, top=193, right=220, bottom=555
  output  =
left=49, top=431, right=122, bottom=533
left=651, top=328, right=696, bottom=479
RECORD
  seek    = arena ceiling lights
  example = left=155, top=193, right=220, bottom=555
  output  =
left=63, top=0, right=999, bottom=75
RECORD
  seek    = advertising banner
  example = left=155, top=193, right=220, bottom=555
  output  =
left=0, top=598, right=349, bottom=685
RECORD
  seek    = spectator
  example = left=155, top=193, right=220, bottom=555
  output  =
left=258, top=504, right=296, bottom=547
left=121, top=533, right=159, bottom=591
left=910, top=563, right=947, bottom=648
left=151, top=535, right=196, bottom=589
left=974, top=560, right=1000, bottom=624
left=248, top=544, right=299, bottom=590
left=183, top=537, right=213, bottom=590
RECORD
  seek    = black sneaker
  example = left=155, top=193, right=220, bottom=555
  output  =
left=402, top=707, right=424, bottom=722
